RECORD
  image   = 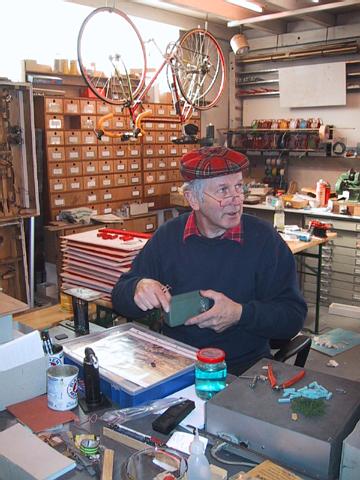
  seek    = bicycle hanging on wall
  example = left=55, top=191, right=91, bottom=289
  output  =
left=77, top=6, right=226, bottom=143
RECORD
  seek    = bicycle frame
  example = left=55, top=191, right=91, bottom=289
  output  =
left=97, top=42, right=195, bottom=140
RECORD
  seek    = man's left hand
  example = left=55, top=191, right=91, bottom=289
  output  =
left=184, top=289, right=242, bottom=333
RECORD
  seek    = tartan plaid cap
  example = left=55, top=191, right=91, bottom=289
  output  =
left=180, top=146, right=249, bottom=181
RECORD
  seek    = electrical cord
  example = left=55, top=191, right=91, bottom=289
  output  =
left=210, top=441, right=257, bottom=467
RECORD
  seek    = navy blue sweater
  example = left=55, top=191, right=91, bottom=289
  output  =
left=112, top=213, right=307, bottom=369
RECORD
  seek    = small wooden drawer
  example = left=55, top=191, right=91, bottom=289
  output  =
left=45, top=97, right=63, bottom=113
left=114, top=145, right=128, bottom=158
left=50, top=192, right=86, bottom=209
left=49, top=178, right=66, bottom=193
left=82, top=145, right=98, bottom=160
left=102, top=202, right=114, bottom=214
left=48, top=162, right=66, bottom=178
left=65, top=146, right=81, bottom=161
left=99, top=159, right=114, bottom=173
left=99, top=174, right=114, bottom=188
left=155, top=104, right=168, bottom=116
left=46, top=130, right=64, bottom=146
left=144, top=146, right=155, bottom=157
left=144, top=159, right=155, bottom=170
left=168, top=158, right=179, bottom=169
left=86, top=190, right=99, bottom=204
left=66, top=177, right=84, bottom=191
left=99, top=188, right=114, bottom=202
left=168, top=131, right=179, bottom=143
left=155, top=158, right=168, bottom=169
left=114, top=159, right=129, bottom=172
left=155, top=121, right=166, bottom=131
left=114, top=173, right=129, bottom=186
left=88, top=204, right=100, bottom=215
left=168, top=144, right=179, bottom=157
left=144, top=121, right=154, bottom=130
left=169, top=182, right=182, bottom=193
left=169, top=121, right=180, bottom=131
left=100, top=135, right=112, bottom=144
left=80, top=99, right=96, bottom=114
left=142, top=103, right=155, bottom=116
left=84, top=175, right=99, bottom=190
left=112, top=104, right=125, bottom=115
left=97, top=100, right=111, bottom=115
left=129, top=159, right=140, bottom=171
left=143, top=133, right=155, bottom=144
left=129, top=173, right=141, bottom=185
left=81, top=130, right=97, bottom=145
left=144, top=184, right=159, bottom=197
left=128, top=145, right=141, bottom=157
left=191, top=109, right=200, bottom=118
left=98, top=145, right=113, bottom=159
left=81, top=115, right=96, bottom=129
left=48, top=146, right=65, bottom=162
left=168, top=106, right=177, bottom=117
left=66, top=161, right=83, bottom=176
left=112, top=115, right=128, bottom=130
left=155, top=145, right=168, bottom=156
left=45, top=114, right=63, bottom=129
left=64, top=130, right=81, bottom=145
left=144, top=172, right=156, bottom=184
left=130, top=186, right=142, bottom=199
left=64, top=99, right=80, bottom=114
left=155, top=132, right=168, bottom=143
left=156, top=171, right=168, bottom=183
left=179, top=145, right=190, bottom=156
left=168, top=169, right=180, bottom=181
left=84, top=160, right=99, bottom=175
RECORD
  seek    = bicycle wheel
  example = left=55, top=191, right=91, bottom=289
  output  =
left=77, top=7, right=147, bottom=105
left=174, top=29, right=225, bottom=110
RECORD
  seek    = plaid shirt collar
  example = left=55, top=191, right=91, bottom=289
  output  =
left=183, top=211, right=243, bottom=243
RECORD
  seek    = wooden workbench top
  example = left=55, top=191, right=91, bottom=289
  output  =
left=0, top=293, right=29, bottom=317
left=14, top=304, right=73, bottom=330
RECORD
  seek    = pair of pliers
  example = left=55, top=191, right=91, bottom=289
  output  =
left=267, top=363, right=305, bottom=390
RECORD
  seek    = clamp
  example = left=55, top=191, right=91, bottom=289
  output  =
left=267, top=363, right=305, bottom=390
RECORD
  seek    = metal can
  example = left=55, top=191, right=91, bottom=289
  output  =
left=195, top=348, right=227, bottom=400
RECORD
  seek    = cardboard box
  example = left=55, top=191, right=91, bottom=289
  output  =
left=332, top=200, right=360, bottom=216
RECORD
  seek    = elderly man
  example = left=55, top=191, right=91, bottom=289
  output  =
left=112, top=146, right=307, bottom=374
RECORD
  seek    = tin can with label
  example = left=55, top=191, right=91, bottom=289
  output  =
left=48, top=343, right=64, bottom=367
left=47, top=365, right=79, bottom=411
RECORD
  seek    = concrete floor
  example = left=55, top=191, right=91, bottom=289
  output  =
left=300, top=304, right=360, bottom=382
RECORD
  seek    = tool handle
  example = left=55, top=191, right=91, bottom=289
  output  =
left=267, top=364, right=277, bottom=388
left=281, top=370, right=305, bottom=389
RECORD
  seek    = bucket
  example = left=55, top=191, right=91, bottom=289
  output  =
left=47, top=365, right=79, bottom=411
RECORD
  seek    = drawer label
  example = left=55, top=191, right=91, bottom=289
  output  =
left=146, top=224, right=154, bottom=230
left=67, top=104, right=78, bottom=113
left=159, top=162, right=166, bottom=168
left=50, top=136, right=60, bottom=145
left=131, top=177, right=139, bottom=183
left=85, top=151, right=95, bottom=158
left=71, top=182, right=80, bottom=189
left=102, top=165, right=111, bottom=171
left=84, top=106, right=95, bottom=113
left=146, top=162, right=153, bottom=169
left=49, top=119, right=62, bottom=129
left=170, top=161, right=177, bottom=167
left=158, top=136, right=165, bottom=142
left=70, top=167, right=80, bottom=174
left=104, top=207, right=112, bottom=213
left=147, top=188, right=154, bottom=194
left=159, top=175, right=166, bottom=181
left=88, top=194, right=97, bottom=202
left=87, top=166, right=95, bottom=172
left=146, top=149, right=154, bottom=155
left=102, top=136, right=110, bottom=143
left=52, top=152, right=62, bottom=160
left=115, top=121, right=124, bottom=128
left=54, top=183, right=63, bottom=190
left=116, top=150, right=125, bottom=156
left=55, top=198, right=64, bottom=206
left=85, top=136, right=94, bottom=143
left=103, top=179, right=111, bottom=186
left=117, top=178, right=126, bottom=184
left=147, top=175, right=154, bottom=182
left=131, top=149, right=139, bottom=156
left=69, top=136, right=79, bottom=143
left=87, top=180, right=96, bottom=187
left=171, top=186, right=177, bottom=192
left=158, top=123, right=165, bottom=129
left=132, top=190, right=140, bottom=196
left=131, top=163, right=139, bottom=169
left=69, top=151, right=79, bottom=159
left=117, top=164, right=125, bottom=170
left=53, top=168, right=63, bottom=175
left=104, top=193, right=112, bottom=200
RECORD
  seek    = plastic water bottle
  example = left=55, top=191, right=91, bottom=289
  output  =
left=187, top=429, right=211, bottom=480
left=273, top=197, right=285, bottom=231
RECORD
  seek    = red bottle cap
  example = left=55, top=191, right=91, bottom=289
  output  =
left=197, top=348, right=225, bottom=363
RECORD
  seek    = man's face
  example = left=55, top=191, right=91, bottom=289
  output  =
left=187, top=172, right=244, bottom=238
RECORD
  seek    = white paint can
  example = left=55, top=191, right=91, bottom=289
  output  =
left=47, top=365, right=79, bottom=411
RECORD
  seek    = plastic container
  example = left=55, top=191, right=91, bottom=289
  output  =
left=187, top=429, right=211, bottom=480
left=273, top=197, right=285, bottom=231
left=195, top=348, right=227, bottom=400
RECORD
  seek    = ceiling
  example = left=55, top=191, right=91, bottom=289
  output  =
left=122, top=0, right=360, bottom=35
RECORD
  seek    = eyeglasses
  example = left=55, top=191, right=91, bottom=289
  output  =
left=204, top=184, right=244, bottom=207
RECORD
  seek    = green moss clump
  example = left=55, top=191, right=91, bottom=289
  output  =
left=291, top=398, right=326, bottom=417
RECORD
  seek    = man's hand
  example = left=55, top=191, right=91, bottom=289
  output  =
left=185, top=289, right=242, bottom=333
left=134, top=278, right=171, bottom=312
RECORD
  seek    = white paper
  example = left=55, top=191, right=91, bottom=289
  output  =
left=0, top=330, right=44, bottom=371
left=166, top=431, right=208, bottom=455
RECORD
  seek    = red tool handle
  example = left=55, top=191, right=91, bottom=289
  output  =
left=280, top=370, right=306, bottom=389
left=267, top=363, right=277, bottom=389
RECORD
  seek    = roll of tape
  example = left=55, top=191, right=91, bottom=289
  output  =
left=319, top=124, right=330, bottom=141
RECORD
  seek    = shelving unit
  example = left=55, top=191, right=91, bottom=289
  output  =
left=346, top=60, right=360, bottom=92
left=235, top=68, right=279, bottom=98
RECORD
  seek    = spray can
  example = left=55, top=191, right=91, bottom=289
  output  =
left=316, top=179, right=327, bottom=207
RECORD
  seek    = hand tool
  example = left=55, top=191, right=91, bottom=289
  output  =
left=267, top=363, right=305, bottom=390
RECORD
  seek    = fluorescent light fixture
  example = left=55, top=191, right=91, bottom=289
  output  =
left=227, top=0, right=263, bottom=13
left=230, top=33, right=249, bottom=55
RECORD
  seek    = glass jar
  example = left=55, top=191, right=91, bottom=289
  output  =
left=195, top=348, right=227, bottom=400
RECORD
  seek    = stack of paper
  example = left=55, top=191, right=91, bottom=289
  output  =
left=0, top=423, right=76, bottom=479
left=60, top=228, right=149, bottom=300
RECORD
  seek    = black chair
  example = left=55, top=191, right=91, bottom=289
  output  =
left=270, top=334, right=312, bottom=368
